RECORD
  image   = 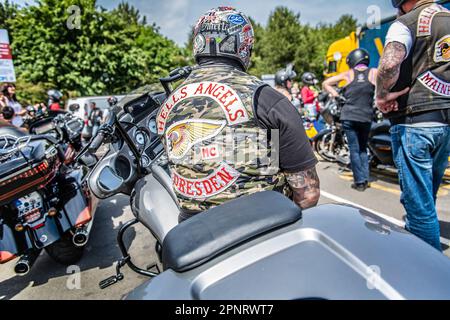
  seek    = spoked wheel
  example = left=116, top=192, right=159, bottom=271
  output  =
left=315, top=132, right=337, bottom=162
left=335, top=142, right=350, bottom=166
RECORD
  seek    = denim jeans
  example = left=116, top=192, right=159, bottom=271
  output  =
left=390, top=124, right=450, bottom=251
left=342, top=121, right=371, bottom=184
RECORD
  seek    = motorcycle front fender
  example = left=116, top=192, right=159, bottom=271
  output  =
left=132, top=168, right=179, bottom=244
left=313, top=128, right=332, bottom=142
left=29, top=216, right=61, bottom=249
left=60, top=168, right=96, bottom=228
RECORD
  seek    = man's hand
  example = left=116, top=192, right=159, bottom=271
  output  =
left=285, top=166, right=320, bottom=210
left=376, top=87, right=410, bottom=113
left=376, top=41, right=408, bottom=114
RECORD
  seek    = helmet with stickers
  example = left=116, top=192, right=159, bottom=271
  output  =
left=192, top=6, right=255, bottom=70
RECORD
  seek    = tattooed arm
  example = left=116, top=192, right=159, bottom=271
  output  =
left=375, top=42, right=410, bottom=113
left=285, top=166, right=320, bottom=210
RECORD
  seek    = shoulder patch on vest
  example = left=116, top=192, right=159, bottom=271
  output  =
left=434, top=34, right=450, bottom=63
left=417, top=4, right=449, bottom=37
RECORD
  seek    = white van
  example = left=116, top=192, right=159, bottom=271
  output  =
left=66, top=95, right=125, bottom=140
left=261, top=74, right=276, bottom=88
left=66, top=95, right=125, bottom=120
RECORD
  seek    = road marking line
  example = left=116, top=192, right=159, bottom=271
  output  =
left=339, top=175, right=353, bottom=181
left=340, top=171, right=353, bottom=177
left=371, top=184, right=401, bottom=195
left=338, top=175, right=401, bottom=195
left=338, top=175, right=449, bottom=196
left=320, top=190, right=450, bottom=245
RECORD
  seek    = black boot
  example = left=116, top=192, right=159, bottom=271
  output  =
left=351, top=183, right=367, bottom=192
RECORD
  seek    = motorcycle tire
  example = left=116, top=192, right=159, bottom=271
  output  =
left=314, top=132, right=337, bottom=162
left=45, top=234, right=85, bottom=265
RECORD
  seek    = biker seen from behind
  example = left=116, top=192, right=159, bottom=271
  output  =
left=322, top=48, right=378, bottom=191
left=156, top=6, right=320, bottom=222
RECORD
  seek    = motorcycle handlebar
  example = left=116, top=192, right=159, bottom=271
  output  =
left=335, top=96, right=347, bottom=104
left=88, top=131, right=105, bottom=154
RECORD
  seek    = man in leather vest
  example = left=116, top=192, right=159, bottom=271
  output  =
left=376, top=0, right=450, bottom=251
left=157, top=7, right=320, bottom=221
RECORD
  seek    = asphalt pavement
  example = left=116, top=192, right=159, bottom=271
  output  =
left=1, top=158, right=449, bottom=300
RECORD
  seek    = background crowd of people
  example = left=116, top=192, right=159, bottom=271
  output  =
left=0, top=83, right=54, bottom=128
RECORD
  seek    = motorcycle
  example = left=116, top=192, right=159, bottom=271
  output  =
left=314, top=92, right=396, bottom=169
left=313, top=92, right=350, bottom=166
left=75, top=67, right=450, bottom=300
left=0, top=113, right=98, bottom=275
left=368, top=119, right=395, bottom=168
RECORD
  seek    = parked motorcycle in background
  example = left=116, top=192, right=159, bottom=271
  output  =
left=0, top=112, right=98, bottom=275
left=313, top=91, right=350, bottom=166
left=313, top=90, right=395, bottom=170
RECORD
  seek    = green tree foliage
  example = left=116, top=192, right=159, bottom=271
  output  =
left=5, top=0, right=187, bottom=102
left=0, top=0, right=18, bottom=31
left=4, top=1, right=357, bottom=103
left=249, top=7, right=357, bottom=80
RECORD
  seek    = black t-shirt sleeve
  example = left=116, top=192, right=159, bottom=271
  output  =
left=254, top=85, right=318, bottom=173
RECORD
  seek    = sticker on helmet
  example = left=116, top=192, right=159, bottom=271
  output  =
left=228, top=24, right=242, bottom=35
left=434, top=35, right=450, bottom=63
left=219, top=35, right=237, bottom=54
left=201, top=22, right=229, bottom=33
left=238, top=45, right=248, bottom=58
left=228, top=14, right=245, bottom=25
left=194, top=34, right=206, bottom=54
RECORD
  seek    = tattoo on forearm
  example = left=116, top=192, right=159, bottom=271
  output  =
left=285, top=167, right=320, bottom=210
left=376, top=42, right=406, bottom=98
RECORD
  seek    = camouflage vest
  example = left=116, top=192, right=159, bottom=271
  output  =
left=156, top=65, right=288, bottom=213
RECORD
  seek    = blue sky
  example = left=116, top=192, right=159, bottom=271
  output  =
left=11, top=0, right=396, bottom=45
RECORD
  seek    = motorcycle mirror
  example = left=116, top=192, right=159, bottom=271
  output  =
left=97, top=166, right=123, bottom=193
left=69, top=104, right=80, bottom=112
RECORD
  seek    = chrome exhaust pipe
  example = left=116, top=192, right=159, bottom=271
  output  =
left=72, top=227, right=89, bottom=247
left=14, top=251, right=41, bottom=276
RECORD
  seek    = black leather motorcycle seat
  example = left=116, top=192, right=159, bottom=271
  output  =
left=369, top=120, right=390, bottom=138
left=162, top=191, right=302, bottom=273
